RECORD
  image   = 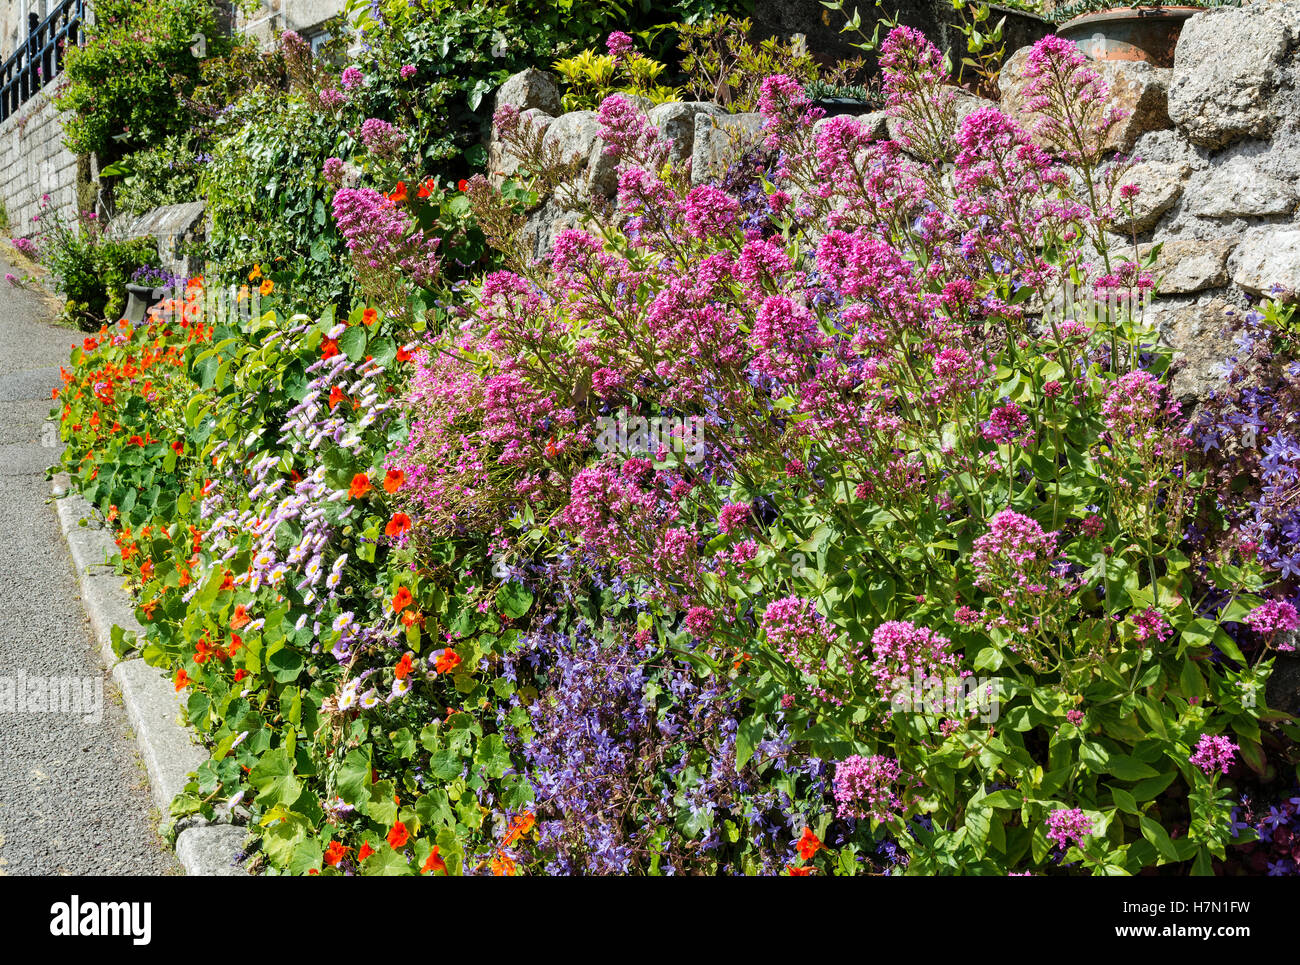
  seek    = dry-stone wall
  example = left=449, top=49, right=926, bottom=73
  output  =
left=0, top=91, right=79, bottom=236
left=489, top=0, right=1300, bottom=405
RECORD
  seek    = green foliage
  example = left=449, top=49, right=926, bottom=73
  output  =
left=31, top=202, right=158, bottom=330
left=677, top=15, right=868, bottom=111
left=201, top=90, right=352, bottom=312
left=111, top=135, right=205, bottom=215
left=55, top=0, right=238, bottom=159
left=552, top=46, right=680, bottom=112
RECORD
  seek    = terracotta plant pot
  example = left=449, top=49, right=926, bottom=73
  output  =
left=1056, top=6, right=1202, bottom=67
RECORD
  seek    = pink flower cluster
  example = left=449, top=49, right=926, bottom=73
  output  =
left=1245, top=600, right=1300, bottom=638
left=1045, top=807, right=1093, bottom=850
left=1130, top=607, right=1172, bottom=644
left=331, top=187, right=440, bottom=285
left=832, top=755, right=903, bottom=822
left=970, top=509, right=1059, bottom=592
left=867, top=620, right=962, bottom=704
left=1189, top=733, right=1239, bottom=776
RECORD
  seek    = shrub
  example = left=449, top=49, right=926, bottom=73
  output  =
left=55, top=0, right=237, bottom=160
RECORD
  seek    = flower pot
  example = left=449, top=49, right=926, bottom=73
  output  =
left=123, top=283, right=166, bottom=325
left=812, top=96, right=877, bottom=118
left=1056, top=6, right=1201, bottom=67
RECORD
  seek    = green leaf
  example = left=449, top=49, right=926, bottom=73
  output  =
left=249, top=748, right=301, bottom=807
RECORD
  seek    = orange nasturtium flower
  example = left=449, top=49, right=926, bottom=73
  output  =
left=490, top=850, right=517, bottom=876
left=786, top=864, right=814, bottom=876
left=383, top=469, right=405, bottom=493
left=503, top=812, right=536, bottom=846
left=357, top=842, right=376, bottom=862
left=348, top=473, right=372, bottom=499
left=174, top=669, right=191, bottom=692
left=417, top=177, right=436, bottom=198
left=323, top=841, right=350, bottom=867
left=362, top=307, right=378, bottom=326
left=329, top=385, right=346, bottom=411
left=387, top=822, right=409, bottom=849
left=320, top=337, right=340, bottom=359
left=434, top=648, right=461, bottom=674
left=394, top=652, right=413, bottom=680
left=796, top=827, right=823, bottom=861
left=248, top=264, right=262, bottom=281
left=385, top=512, right=411, bottom=537
left=259, top=279, right=274, bottom=296
left=388, top=181, right=408, bottom=203
left=391, top=586, right=414, bottom=613
left=422, top=847, right=448, bottom=875
left=231, top=604, right=251, bottom=630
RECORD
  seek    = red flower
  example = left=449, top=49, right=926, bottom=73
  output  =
left=457, top=178, right=468, bottom=192
left=233, top=668, right=247, bottom=682
left=395, top=344, right=413, bottom=363
left=357, top=842, right=376, bottom=861
left=434, top=648, right=461, bottom=674
left=385, top=512, right=411, bottom=537
left=417, top=177, right=436, bottom=198
left=786, top=864, right=814, bottom=875
left=422, top=846, right=447, bottom=875
left=362, top=307, right=378, bottom=326
left=388, top=181, right=408, bottom=203
left=383, top=469, right=405, bottom=493
left=174, top=669, right=191, bottom=691
left=395, top=652, right=413, bottom=680
left=231, top=604, right=251, bottom=630
left=391, top=586, right=413, bottom=613
left=171, top=440, right=184, bottom=453
left=323, top=840, right=350, bottom=867
left=329, top=385, right=345, bottom=411
left=321, top=337, right=340, bottom=359
left=796, top=827, right=823, bottom=861
left=387, top=821, right=409, bottom=849
left=348, top=473, right=372, bottom=499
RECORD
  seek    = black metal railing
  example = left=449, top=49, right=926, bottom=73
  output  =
left=0, top=0, right=86, bottom=123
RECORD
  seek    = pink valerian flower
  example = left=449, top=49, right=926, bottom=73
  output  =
left=1066, top=709, right=1085, bottom=725
left=980, top=401, right=1034, bottom=446
left=1129, top=607, right=1172, bottom=644
left=877, top=27, right=956, bottom=160
left=1081, top=513, right=1104, bottom=538
left=331, top=187, right=440, bottom=285
left=685, top=605, right=715, bottom=637
left=596, top=94, right=663, bottom=167
left=399, top=64, right=417, bottom=80
left=319, top=88, right=346, bottom=108
left=1100, top=371, right=1189, bottom=459
left=1119, top=182, right=1141, bottom=200
left=756, top=74, right=822, bottom=151
left=340, top=65, right=364, bottom=89
left=1045, top=807, right=1093, bottom=850
left=716, top=502, right=752, bottom=534
left=867, top=620, right=962, bottom=705
left=833, top=755, right=903, bottom=822
left=736, top=237, right=793, bottom=286
left=762, top=596, right=860, bottom=705
left=970, top=509, right=1059, bottom=591
left=1189, top=734, right=1239, bottom=776
left=322, top=157, right=345, bottom=184
left=605, top=30, right=634, bottom=62
left=1018, top=35, right=1122, bottom=163
left=359, top=118, right=403, bottom=159
left=677, top=184, right=741, bottom=240
left=749, top=294, right=827, bottom=382
left=1245, top=600, right=1299, bottom=650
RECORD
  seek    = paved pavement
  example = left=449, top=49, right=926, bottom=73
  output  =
left=0, top=251, right=179, bottom=875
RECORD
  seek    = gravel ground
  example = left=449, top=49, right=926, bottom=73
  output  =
left=0, top=251, right=179, bottom=875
